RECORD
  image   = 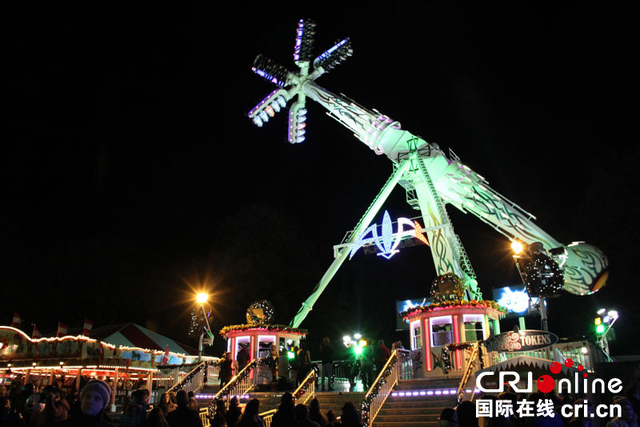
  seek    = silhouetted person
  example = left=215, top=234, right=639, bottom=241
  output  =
left=219, top=353, right=233, bottom=389
left=270, top=393, right=296, bottom=427
left=120, top=388, right=150, bottom=427
left=308, top=399, right=327, bottom=427
left=224, top=398, right=242, bottom=427
left=320, top=337, right=334, bottom=392
left=339, top=401, right=361, bottom=427
left=235, top=399, right=264, bottom=427
left=210, top=400, right=227, bottom=427
left=438, top=407, right=457, bottom=427
left=294, top=404, right=319, bottom=427
left=456, top=401, right=478, bottom=427
left=325, top=410, right=338, bottom=427
left=237, top=346, right=250, bottom=372
left=166, top=390, right=202, bottom=427
left=0, top=396, right=26, bottom=427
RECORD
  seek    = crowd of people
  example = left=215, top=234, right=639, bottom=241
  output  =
left=0, top=335, right=397, bottom=427
left=214, top=336, right=396, bottom=395
left=437, top=385, right=640, bottom=427
left=0, top=379, right=208, bottom=427
left=210, top=393, right=362, bottom=427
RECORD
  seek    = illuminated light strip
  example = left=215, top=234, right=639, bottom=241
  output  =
left=453, top=315, right=461, bottom=370
left=391, top=389, right=472, bottom=397
left=0, top=327, right=193, bottom=360
left=424, top=318, right=431, bottom=371
left=8, top=365, right=156, bottom=372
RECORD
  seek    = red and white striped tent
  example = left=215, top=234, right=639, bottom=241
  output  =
left=90, top=323, right=199, bottom=356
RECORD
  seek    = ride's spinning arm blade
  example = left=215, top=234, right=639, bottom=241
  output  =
left=294, top=19, right=316, bottom=64
left=312, top=38, right=353, bottom=76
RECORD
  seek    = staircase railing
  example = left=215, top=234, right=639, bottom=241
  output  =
left=207, top=359, right=258, bottom=424
left=261, top=409, right=277, bottom=427
left=293, top=368, right=317, bottom=405
left=361, top=349, right=411, bottom=426
left=213, top=359, right=259, bottom=406
left=456, top=342, right=480, bottom=403
left=167, top=361, right=208, bottom=395
left=199, top=407, right=210, bottom=427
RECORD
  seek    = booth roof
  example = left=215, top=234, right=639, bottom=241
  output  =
left=90, top=323, right=198, bottom=356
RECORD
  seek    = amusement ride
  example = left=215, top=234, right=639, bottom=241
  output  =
left=246, top=19, right=610, bottom=331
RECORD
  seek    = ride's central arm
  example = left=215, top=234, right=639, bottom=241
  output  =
left=302, top=81, right=402, bottom=155
left=303, top=80, right=559, bottom=246
left=302, top=80, right=607, bottom=296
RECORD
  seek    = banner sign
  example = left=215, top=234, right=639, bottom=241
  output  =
left=484, top=330, right=558, bottom=353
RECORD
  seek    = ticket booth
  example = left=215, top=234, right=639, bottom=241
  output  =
left=222, top=326, right=306, bottom=364
left=404, top=302, right=505, bottom=377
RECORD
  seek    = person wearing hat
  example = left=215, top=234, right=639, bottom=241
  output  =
left=60, top=379, right=113, bottom=426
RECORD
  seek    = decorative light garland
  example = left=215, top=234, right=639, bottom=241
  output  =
left=209, top=358, right=274, bottom=417
left=524, top=254, right=564, bottom=297
left=401, top=299, right=507, bottom=321
left=169, top=361, right=208, bottom=392
left=360, top=355, right=397, bottom=426
left=219, top=324, right=307, bottom=337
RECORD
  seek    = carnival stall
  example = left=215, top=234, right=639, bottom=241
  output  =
left=220, top=301, right=307, bottom=387
left=401, top=274, right=507, bottom=377
left=0, top=324, right=209, bottom=408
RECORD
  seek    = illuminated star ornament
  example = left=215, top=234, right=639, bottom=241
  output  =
left=349, top=211, right=428, bottom=260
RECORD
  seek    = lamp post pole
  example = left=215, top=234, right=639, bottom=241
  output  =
left=198, top=317, right=204, bottom=363
left=196, top=293, right=210, bottom=363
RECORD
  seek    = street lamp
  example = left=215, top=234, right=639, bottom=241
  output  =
left=197, top=293, right=208, bottom=305
left=196, top=293, right=214, bottom=362
left=511, top=240, right=549, bottom=331
left=594, top=308, right=618, bottom=361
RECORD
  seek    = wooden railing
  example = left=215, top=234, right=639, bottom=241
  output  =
left=360, top=349, right=411, bottom=426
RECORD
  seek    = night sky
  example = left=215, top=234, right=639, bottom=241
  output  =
left=5, top=4, right=639, bottom=357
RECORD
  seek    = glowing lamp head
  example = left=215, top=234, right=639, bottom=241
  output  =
left=511, top=241, right=524, bottom=255
left=196, top=293, right=209, bottom=305
left=354, top=345, right=363, bottom=356
left=287, top=351, right=295, bottom=360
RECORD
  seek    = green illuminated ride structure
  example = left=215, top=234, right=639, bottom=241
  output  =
left=247, top=19, right=609, bottom=329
